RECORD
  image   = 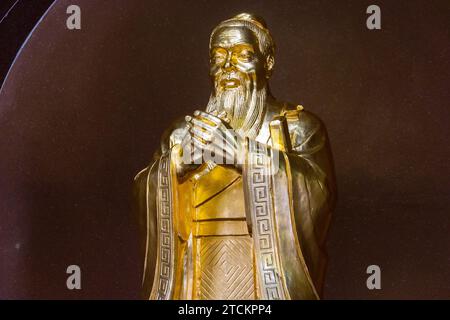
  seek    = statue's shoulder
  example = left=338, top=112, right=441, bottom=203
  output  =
left=281, top=103, right=323, bottom=128
left=280, top=102, right=327, bottom=150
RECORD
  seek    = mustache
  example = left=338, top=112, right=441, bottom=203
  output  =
left=217, top=70, right=243, bottom=81
left=215, top=72, right=253, bottom=98
left=215, top=70, right=249, bottom=86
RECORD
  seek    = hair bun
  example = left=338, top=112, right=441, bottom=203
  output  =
left=232, top=13, right=268, bottom=30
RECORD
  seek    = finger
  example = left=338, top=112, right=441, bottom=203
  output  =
left=190, top=117, right=215, bottom=132
left=190, top=126, right=213, bottom=142
left=217, top=111, right=231, bottom=124
left=211, top=125, right=234, bottom=143
left=217, top=110, right=227, bottom=119
left=194, top=110, right=222, bottom=126
left=192, top=135, right=208, bottom=148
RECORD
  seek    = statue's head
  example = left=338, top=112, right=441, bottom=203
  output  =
left=206, top=13, right=275, bottom=138
left=209, top=13, right=275, bottom=90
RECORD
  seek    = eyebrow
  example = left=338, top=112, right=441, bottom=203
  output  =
left=211, top=43, right=255, bottom=52
left=211, top=28, right=257, bottom=49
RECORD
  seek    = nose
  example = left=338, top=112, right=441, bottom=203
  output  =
left=223, top=51, right=233, bottom=70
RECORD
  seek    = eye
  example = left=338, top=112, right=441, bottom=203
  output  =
left=211, top=49, right=226, bottom=64
left=237, top=50, right=254, bottom=62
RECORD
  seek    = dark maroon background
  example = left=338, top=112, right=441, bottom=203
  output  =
left=0, top=0, right=449, bottom=299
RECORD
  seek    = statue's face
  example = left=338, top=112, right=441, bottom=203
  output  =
left=207, top=26, right=269, bottom=136
left=210, top=26, right=267, bottom=92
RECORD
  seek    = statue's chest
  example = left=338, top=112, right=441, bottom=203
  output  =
left=193, top=170, right=248, bottom=236
left=190, top=165, right=256, bottom=300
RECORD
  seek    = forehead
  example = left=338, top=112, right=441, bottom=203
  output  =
left=211, top=26, right=258, bottom=49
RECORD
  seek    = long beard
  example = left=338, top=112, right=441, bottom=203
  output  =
left=206, top=74, right=266, bottom=139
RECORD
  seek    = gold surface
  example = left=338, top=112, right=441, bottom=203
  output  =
left=193, top=220, right=249, bottom=236
left=135, top=13, right=336, bottom=300
left=195, top=175, right=245, bottom=220
left=193, top=165, right=240, bottom=207
left=195, top=236, right=255, bottom=300
left=191, top=165, right=255, bottom=299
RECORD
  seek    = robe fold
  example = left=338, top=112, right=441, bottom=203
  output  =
left=133, top=106, right=336, bottom=300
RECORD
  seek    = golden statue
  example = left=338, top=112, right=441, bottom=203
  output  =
left=133, top=13, right=336, bottom=300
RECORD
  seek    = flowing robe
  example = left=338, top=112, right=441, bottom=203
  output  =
left=133, top=104, right=336, bottom=300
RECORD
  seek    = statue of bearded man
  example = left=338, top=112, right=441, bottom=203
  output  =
left=133, top=13, right=336, bottom=300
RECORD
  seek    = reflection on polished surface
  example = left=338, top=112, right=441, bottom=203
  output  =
left=133, top=13, right=336, bottom=300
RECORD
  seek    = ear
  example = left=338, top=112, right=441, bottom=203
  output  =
left=265, top=55, right=275, bottom=77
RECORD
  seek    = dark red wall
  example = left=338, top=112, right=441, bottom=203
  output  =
left=0, top=0, right=449, bottom=299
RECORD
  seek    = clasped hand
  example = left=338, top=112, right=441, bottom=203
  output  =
left=176, top=110, right=244, bottom=179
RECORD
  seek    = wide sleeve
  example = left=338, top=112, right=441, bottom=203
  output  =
left=283, top=110, right=337, bottom=294
left=133, top=158, right=160, bottom=299
left=243, top=109, right=336, bottom=299
left=133, top=114, right=190, bottom=299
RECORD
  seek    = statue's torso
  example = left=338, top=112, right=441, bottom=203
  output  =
left=189, top=165, right=257, bottom=300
